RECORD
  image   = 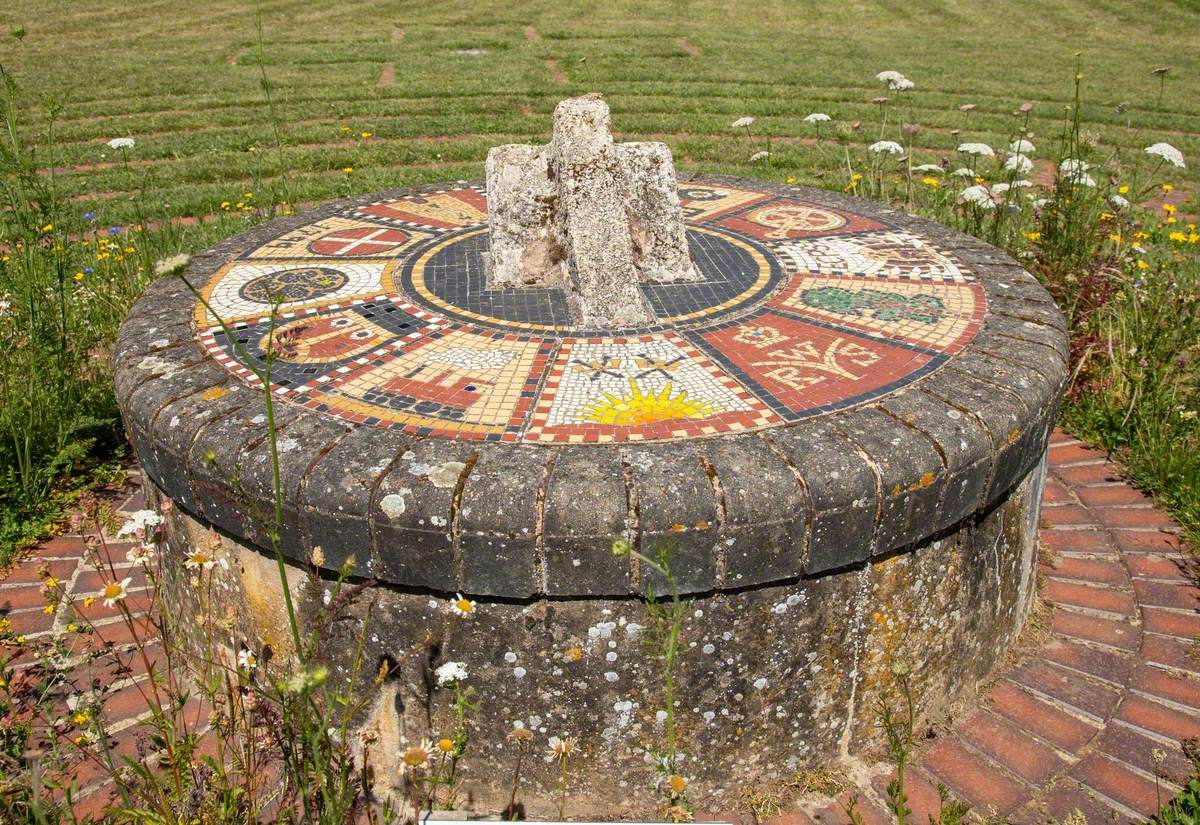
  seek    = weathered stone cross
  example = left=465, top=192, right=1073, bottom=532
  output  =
left=485, top=95, right=699, bottom=327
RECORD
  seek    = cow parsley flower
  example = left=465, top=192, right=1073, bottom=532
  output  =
left=435, top=661, right=469, bottom=686
left=117, top=510, right=163, bottom=538
left=1059, top=158, right=1089, bottom=174
left=1109, top=193, right=1130, bottom=209
left=1004, top=154, right=1033, bottom=174
left=912, top=164, right=943, bottom=173
left=803, top=112, right=831, bottom=123
left=951, top=167, right=975, bottom=178
left=1144, top=142, right=1186, bottom=168
left=960, top=185, right=996, bottom=208
left=889, top=76, right=914, bottom=91
left=1065, top=170, right=1096, bottom=187
left=749, top=150, right=770, bottom=162
left=869, top=140, right=904, bottom=155
left=1009, top=139, right=1036, bottom=154
left=152, top=254, right=191, bottom=277
left=876, top=70, right=911, bottom=91
left=107, top=137, right=135, bottom=150
left=731, top=116, right=755, bottom=129
left=957, top=142, right=995, bottom=157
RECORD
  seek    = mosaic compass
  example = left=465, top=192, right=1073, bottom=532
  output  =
left=195, top=182, right=987, bottom=443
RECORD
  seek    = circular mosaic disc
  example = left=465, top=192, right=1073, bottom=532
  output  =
left=196, top=182, right=987, bottom=443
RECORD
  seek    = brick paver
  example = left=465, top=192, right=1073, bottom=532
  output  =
left=3, top=431, right=1198, bottom=823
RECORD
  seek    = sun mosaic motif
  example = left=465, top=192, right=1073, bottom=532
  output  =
left=195, top=182, right=988, bottom=443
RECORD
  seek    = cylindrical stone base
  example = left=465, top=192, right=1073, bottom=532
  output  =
left=147, top=457, right=1045, bottom=817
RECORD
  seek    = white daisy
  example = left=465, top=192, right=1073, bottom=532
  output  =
left=803, top=112, right=831, bottom=123
left=1009, top=139, right=1036, bottom=154
left=1003, top=154, right=1033, bottom=174
left=435, top=661, right=469, bottom=686
left=106, top=137, right=135, bottom=150
left=126, top=543, right=155, bottom=564
left=731, top=116, right=755, bottom=129
left=237, top=648, right=258, bottom=670
left=100, top=577, right=132, bottom=608
left=183, top=548, right=218, bottom=570
left=1144, top=142, right=1186, bottom=168
left=399, top=739, right=435, bottom=773
left=449, top=593, right=477, bottom=618
left=957, top=142, right=995, bottom=157
left=868, top=140, right=904, bottom=155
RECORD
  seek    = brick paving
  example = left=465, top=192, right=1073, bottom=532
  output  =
left=2, top=431, right=1198, bottom=822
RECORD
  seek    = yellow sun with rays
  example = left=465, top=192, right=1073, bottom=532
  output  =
left=581, top=379, right=719, bottom=425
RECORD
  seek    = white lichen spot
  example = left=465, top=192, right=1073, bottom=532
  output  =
left=504, top=651, right=518, bottom=663
left=588, top=621, right=617, bottom=640
left=655, top=710, right=668, bottom=726
left=753, top=677, right=768, bottom=690
left=513, top=666, right=527, bottom=679
left=380, top=492, right=408, bottom=519
left=276, top=437, right=299, bottom=453
left=604, top=671, right=619, bottom=682
left=702, top=643, right=716, bottom=654
left=605, top=651, right=618, bottom=662
left=624, top=622, right=642, bottom=639
left=251, top=414, right=267, bottom=425
left=426, top=461, right=466, bottom=488
left=430, top=515, right=447, bottom=527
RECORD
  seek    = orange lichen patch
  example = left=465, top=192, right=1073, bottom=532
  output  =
left=693, top=521, right=710, bottom=530
left=201, top=386, right=229, bottom=401
left=668, top=523, right=687, bottom=532
left=1007, top=428, right=1021, bottom=445
left=909, top=471, right=936, bottom=491
left=563, top=645, right=583, bottom=662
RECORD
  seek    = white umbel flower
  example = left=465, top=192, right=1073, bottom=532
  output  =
left=951, top=167, right=975, bottom=178
left=731, top=116, right=755, bottom=129
left=803, top=112, right=831, bottom=123
left=875, top=70, right=910, bottom=91
left=1109, top=194, right=1130, bottom=209
left=1059, top=158, right=1089, bottom=174
left=1009, top=139, right=1036, bottom=154
left=749, top=150, right=770, bottom=162
left=957, top=142, right=995, bottom=157
left=117, top=509, right=163, bottom=538
left=959, top=185, right=996, bottom=208
left=1144, top=142, right=1186, bottom=168
left=912, top=164, right=943, bottom=173
left=888, top=76, right=914, bottom=91
left=1065, top=170, right=1096, bottom=187
left=1004, top=154, right=1033, bottom=174
left=869, top=140, right=904, bottom=155
left=435, top=661, right=469, bottom=686
left=153, top=253, right=191, bottom=277
left=107, top=137, right=135, bottom=150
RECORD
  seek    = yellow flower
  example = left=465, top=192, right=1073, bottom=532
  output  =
left=82, top=597, right=95, bottom=608
left=220, top=201, right=231, bottom=210
left=1137, top=260, right=1149, bottom=270
left=437, top=737, right=455, bottom=753
left=343, top=166, right=354, bottom=174
left=66, top=623, right=80, bottom=632
left=1024, top=231, right=1041, bottom=242
left=400, top=739, right=434, bottom=772
left=41, top=223, right=53, bottom=233
left=1162, top=203, right=1177, bottom=214
left=785, top=176, right=797, bottom=184
left=851, top=173, right=863, bottom=181
left=74, top=272, right=84, bottom=282
left=1100, top=212, right=1114, bottom=221
left=361, top=131, right=372, bottom=139
left=71, top=709, right=91, bottom=726
left=1162, top=183, right=1174, bottom=192
left=43, top=604, right=55, bottom=615
left=1118, top=185, right=1130, bottom=194
left=668, top=775, right=688, bottom=795
left=340, top=125, right=351, bottom=133
left=243, top=192, right=253, bottom=199
left=44, top=577, right=58, bottom=588
left=1108, top=233, right=1121, bottom=243
left=1170, top=232, right=1187, bottom=242
left=921, top=176, right=940, bottom=187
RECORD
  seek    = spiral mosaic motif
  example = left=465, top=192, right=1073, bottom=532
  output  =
left=195, top=183, right=987, bottom=443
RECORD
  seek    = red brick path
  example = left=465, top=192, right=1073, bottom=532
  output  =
left=2, top=432, right=1198, bottom=822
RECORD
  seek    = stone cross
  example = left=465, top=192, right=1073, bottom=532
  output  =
left=485, top=95, right=699, bottom=328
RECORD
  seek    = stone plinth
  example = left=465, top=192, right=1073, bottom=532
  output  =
left=114, top=177, right=1068, bottom=814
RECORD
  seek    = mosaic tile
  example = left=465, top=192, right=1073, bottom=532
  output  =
left=778, top=230, right=972, bottom=282
left=195, top=183, right=989, bottom=442
left=239, top=216, right=429, bottom=260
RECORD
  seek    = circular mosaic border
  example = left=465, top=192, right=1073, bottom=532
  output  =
left=190, top=180, right=991, bottom=444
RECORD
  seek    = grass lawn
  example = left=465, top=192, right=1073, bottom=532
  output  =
left=0, top=0, right=1197, bottom=557
left=1, top=0, right=1198, bottom=222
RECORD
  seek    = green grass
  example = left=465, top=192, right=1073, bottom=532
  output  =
left=0, top=0, right=1197, bottom=565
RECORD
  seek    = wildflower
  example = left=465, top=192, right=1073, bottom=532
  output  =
left=107, top=137, right=135, bottom=150
left=360, top=131, right=372, bottom=139
left=117, top=509, right=163, bottom=539
left=1059, top=158, right=1089, bottom=174
left=1025, top=231, right=1041, bottom=242
left=153, top=254, right=191, bottom=277
left=82, top=211, right=96, bottom=220
left=184, top=548, right=218, bottom=570
left=912, top=164, right=942, bottom=173
left=1009, top=139, right=1035, bottom=154
left=667, top=774, right=688, bottom=795
left=43, top=604, right=55, bottom=615
left=449, top=593, right=477, bottom=617
left=100, top=577, right=131, bottom=608
left=74, top=271, right=85, bottom=282
left=749, top=150, right=769, bottom=162
left=1144, top=142, right=1186, bottom=168
left=284, top=664, right=329, bottom=693
left=127, top=543, right=155, bottom=564
left=66, top=623, right=80, bottom=632
left=546, top=735, right=577, bottom=758
left=400, top=739, right=435, bottom=773
left=437, top=737, right=456, bottom=753
left=71, top=709, right=92, bottom=726
left=868, top=140, right=904, bottom=155
left=41, top=223, right=54, bottom=233
left=435, top=661, right=469, bottom=686
left=956, top=142, right=994, bottom=157
left=82, top=597, right=95, bottom=608
left=888, top=77, right=914, bottom=91
left=611, top=538, right=632, bottom=557
left=1065, top=170, right=1096, bottom=187
left=108, top=226, right=122, bottom=235
left=342, top=166, right=354, bottom=174
left=1162, top=183, right=1174, bottom=193
left=1003, top=154, right=1033, bottom=174
left=959, top=185, right=996, bottom=209
left=237, top=648, right=258, bottom=670
left=921, top=176, right=940, bottom=188
left=1137, top=260, right=1149, bottom=270
left=958, top=103, right=976, bottom=112
left=731, top=116, right=755, bottom=129
left=876, top=70, right=912, bottom=91
left=1109, top=194, right=1130, bottom=209
left=1162, top=203, right=1177, bottom=215
left=951, top=167, right=974, bottom=178
left=803, top=112, right=831, bottom=123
